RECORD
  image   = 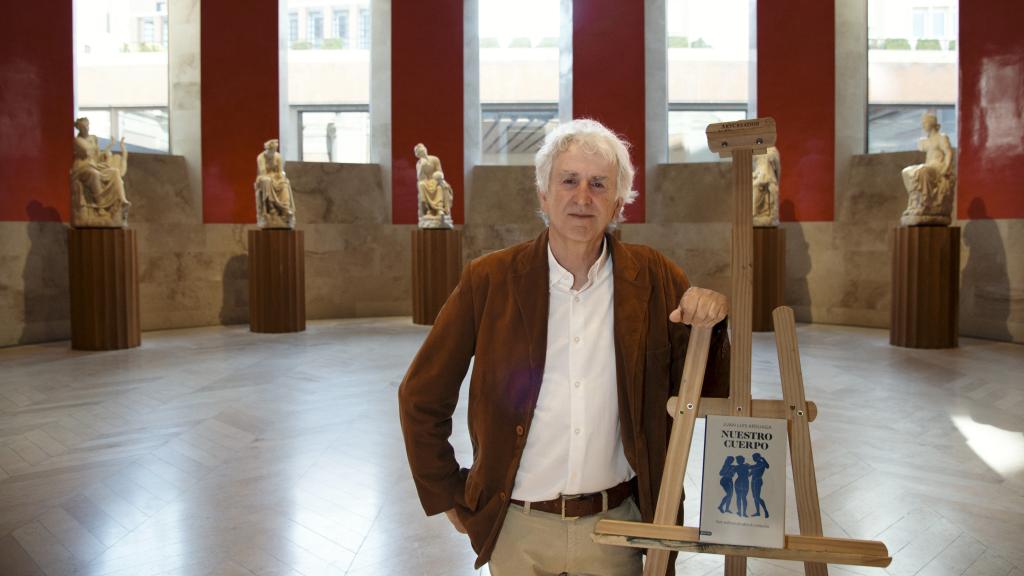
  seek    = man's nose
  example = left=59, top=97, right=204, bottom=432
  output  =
left=572, top=185, right=593, bottom=204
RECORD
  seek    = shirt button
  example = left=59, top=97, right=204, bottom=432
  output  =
left=574, top=296, right=581, bottom=303
left=574, top=428, right=581, bottom=435
left=515, top=425, right=524, bottom=436
left=574, top=381, right=581, bottom=388
left=573, top=336, right=580, bottom=343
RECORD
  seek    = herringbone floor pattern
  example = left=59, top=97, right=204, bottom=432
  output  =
left=0, top=319, right=1021, bottom=576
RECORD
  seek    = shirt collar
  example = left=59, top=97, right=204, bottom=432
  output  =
left=547, top=237, right=610, bottom=291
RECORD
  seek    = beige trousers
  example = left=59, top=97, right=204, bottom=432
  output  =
left=488, top=497, right=643, bottom=576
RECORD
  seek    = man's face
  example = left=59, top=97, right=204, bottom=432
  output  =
left=539, top=143, right=623, bottom=246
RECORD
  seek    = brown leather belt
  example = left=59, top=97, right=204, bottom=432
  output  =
left=510, top=479, right=634, bottom=519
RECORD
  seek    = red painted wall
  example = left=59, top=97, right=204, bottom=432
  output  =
left=573, top=0, right=646, bottom=223
left=201, top=0, right=280, bottom=223
left=391, top=1, right=464, bottom=225
left=958, top=0, right=1024, bottom=220
left=757, top=0, right=835, bottom=222
left=1, top=1, right=73, bottom=222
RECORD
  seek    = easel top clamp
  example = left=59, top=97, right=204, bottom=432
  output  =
left=592, top=118, right=891, bottom=575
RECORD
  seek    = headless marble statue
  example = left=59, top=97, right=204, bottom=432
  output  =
left=900, top=112, right=955, bottom=226
left=254, top=139, right=296, bottom=229
left=752, top=146, right=780, bottom=227
left=70, top=117, right=131, bottom=228
left=414, top=143, right=453, bottom=229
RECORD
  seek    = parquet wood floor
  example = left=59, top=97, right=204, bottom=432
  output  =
left=0, top=319, right=1021, bottom=576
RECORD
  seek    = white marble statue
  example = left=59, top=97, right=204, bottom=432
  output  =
left=900, top=112, right=956, bottom=226
left=752, top=146, right=781, bottom=227
left=254, top=139, right=296, bottom=229
left=70, top=117, right=131, bottom=228
left=415, top=143, right=453, bottom=229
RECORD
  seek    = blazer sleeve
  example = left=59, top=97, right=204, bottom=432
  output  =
left=397, top=262, right=479, bottom=516
left=663, top=254, right=731, bottom=399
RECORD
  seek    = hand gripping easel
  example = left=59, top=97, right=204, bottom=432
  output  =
left=592, top=119, right=891, bottom=574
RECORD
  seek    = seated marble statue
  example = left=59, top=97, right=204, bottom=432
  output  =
left=900, top=112, right=955, bottom=226
left=70, top=117, right=130, bottom=228
left=418, top=171, right=454, bottom=228
left=752, top=146, right=780, bottom=227
left=414, top=143, right=453, bottom=229
left=254, top=139, right=296, bottom=229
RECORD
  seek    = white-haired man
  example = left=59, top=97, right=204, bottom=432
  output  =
left=399, top=119, right=731, bottom=574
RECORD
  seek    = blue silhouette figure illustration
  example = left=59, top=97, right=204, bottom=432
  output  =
left=750, top=452, right=770, bottom=518
left=733, top=455, right=752, bottom=517
left=717, top=456, right=736, bottom=513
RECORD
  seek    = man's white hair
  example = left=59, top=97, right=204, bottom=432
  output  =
left=534, top=118, right=638, bottom=224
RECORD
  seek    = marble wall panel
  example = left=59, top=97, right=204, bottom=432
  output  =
left=0, top=221, right=70, bottom=346
left=648, top=163, right=733, bottom=223
left=290, top=162, right=388, bottom=224
left=960, top=218, right=1024, bottom=342
left=126, top=153, right=197, bottom=223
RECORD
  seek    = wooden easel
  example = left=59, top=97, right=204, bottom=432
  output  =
left=593, top=119, right=891, bottom=575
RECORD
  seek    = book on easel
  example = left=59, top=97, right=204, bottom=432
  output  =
left=699, top=415, right=788, bottom=548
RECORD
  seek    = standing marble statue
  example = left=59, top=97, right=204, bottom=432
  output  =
left=414, top=143, right=453, bottom=228
left=326, top=122, right=336, bottom=163
left=254, top=139, right=296, bottom=229
left=752, top=146, right=780, bottom=227
left=70, top=117, right=131, bottom=228
left=901, top=112, right=955, bottom=226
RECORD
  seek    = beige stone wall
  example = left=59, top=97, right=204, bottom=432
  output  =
left=2, top=152, right=1019, bottom=347
left=0, top=154, right=411, bottom=347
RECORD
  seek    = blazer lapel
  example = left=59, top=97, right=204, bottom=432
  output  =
left=512, top=231, right=551, bottom=386
left=610, top=234, right=651, bottom=426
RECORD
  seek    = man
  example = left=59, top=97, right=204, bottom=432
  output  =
left=398, top=119, right=731, bottom=574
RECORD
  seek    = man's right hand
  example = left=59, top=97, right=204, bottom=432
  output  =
left=445, top=508, right=467, bottom=534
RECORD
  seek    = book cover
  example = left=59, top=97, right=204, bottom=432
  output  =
left=699, top=414, right=788, bottom=548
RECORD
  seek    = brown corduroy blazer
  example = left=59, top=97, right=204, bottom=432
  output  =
left=398, top=230, right=730, bottom=569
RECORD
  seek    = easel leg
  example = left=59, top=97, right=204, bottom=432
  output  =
left=773, top=307, right=828, bottom=576
left=643, top=326, right=713, bottom=576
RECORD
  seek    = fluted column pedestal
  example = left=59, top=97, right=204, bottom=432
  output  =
left=753, top=227, right=786, bottom=332
left=249, top=229, right=306, bottom=333
left=68, top=228, right=141, bottom=350
left=411, top=228, right=462, bottom=325
left=891, top=226, right=959, bottom=348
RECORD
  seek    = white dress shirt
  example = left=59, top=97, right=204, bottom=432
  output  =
left=511, top=240, right=635, bottom=502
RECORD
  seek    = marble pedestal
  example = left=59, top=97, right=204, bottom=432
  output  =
left=411, top=228, right=462, bottom=325
left=249, top=229, right=306, bottom=333
left=753, top=227, right=786, bottom=332
left=68, top=228, right=141, bottom=350
left=891, top=226, right=960, bottom=349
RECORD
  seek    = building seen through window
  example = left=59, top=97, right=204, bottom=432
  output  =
left=75, top=0, right=170, bottom=153
left=287, top=1, right=371, bottom=162
left=479, top=0, right=561, bottom=165
left=868, top=0, right=957, bottom=152
left=666, top=0, right=752, bottom=163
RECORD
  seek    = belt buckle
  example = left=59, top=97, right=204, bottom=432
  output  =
left=560, top=494, right=577, bottom=520
left=561, top=493, right=586, bottom=519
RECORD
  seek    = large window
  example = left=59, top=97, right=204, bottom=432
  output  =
left=479, top=0, right=562, bottom=165
left=666, top=0, right=752, bottom=163
left=75, top=0, right=170, bottom=153
left=868, top=0, right=958, bottom=152
left=287, top=2, right=371, bottom=162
